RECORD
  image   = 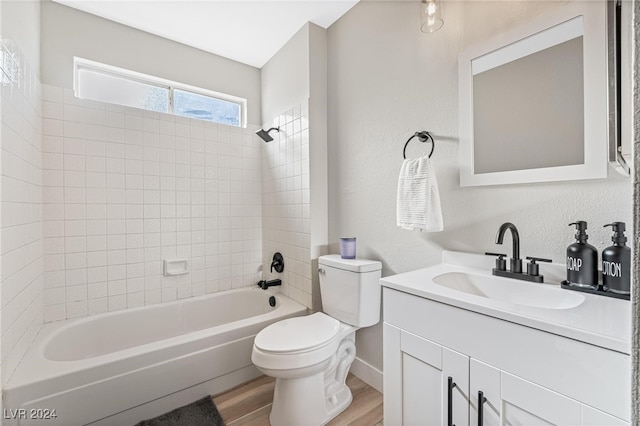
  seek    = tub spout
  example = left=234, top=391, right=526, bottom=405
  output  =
left=257, top=279, right=282, bottom=290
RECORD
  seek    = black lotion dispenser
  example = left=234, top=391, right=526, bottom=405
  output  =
left=566, top=221, right=598, bottom=289
left=602, top=222, right=631, bottom=295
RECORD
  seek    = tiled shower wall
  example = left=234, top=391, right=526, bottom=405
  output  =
left=261, top=101, right=312, bottom=308
left=1, top=39, right=44, bottom=379
left=41, top=85, right=262, bottom=321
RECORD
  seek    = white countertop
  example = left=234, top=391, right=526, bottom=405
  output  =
left=381, top=251, right=631, bottom=354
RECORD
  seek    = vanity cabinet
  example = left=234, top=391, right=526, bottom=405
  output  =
left=384, top=325, right=469, bottom=425
left=383, top=287, right=631, bottom=426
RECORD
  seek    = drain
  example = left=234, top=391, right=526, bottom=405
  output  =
left=268, top=296, right=276, bottom=307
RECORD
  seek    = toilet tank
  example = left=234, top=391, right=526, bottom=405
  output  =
left=318, top=255, right=382, bottom=327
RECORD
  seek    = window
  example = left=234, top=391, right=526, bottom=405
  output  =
left=173, top=88, right=241, bottom=126
left=74, top=58, right=246, bottom=127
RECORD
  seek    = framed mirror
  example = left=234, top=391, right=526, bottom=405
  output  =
left=459, top=2, right=609, bottom=187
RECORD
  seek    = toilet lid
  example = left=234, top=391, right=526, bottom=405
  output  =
left=254, top=313, right=340, bottom=353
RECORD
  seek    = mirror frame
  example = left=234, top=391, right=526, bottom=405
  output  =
left=459, top=2, right=609, bottom=187
left=608, top=0, right=632, bottom=176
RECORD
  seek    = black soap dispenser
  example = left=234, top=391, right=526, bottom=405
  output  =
left=566, top=221, right=598, bottom=289
left=602, top=222, right=631, bottom=295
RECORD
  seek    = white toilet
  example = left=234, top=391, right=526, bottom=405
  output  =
left=251, top=254, right=382, bottom=426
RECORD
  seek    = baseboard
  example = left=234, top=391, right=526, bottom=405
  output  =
left=350, top=356, right=383, bottom=393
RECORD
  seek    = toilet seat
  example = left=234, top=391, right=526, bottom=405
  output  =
left=252, top=313, right=347, bottom=371
left=254, top=313, right=340, bottom=354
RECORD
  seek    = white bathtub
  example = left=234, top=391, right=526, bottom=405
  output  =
left=4, top=288, right=307, bottom=426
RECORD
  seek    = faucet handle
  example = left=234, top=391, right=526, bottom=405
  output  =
left=485, top=252, right=507, bottom=258
left=525, top=256, right=552, bottom=277
left=485, top=252, right=507, bottom=271
left=270, top=252, right=284, bottom=273
left=526, top=256, right=552, bottom=263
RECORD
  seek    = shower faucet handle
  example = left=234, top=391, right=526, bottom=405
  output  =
left=270, top=252, right=284, bottom=273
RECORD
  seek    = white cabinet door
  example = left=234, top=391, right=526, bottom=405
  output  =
left=470, top=359, right=500, bottom=426
left=383, top=323, right=469, bottom=426
left=582, top=405, right=630, bottom=426
left=470, top=361, right=630, bottom=426
left=501, top=371, right=582, bottom=425
left=441, top=343, right=469, bottom=426
left=384, top=323, right=404, bottom=425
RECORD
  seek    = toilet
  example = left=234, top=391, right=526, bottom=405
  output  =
left=251, top=254, right=382, bottom=426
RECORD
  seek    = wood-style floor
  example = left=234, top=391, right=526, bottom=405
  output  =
left=212, top=374, right=383, bottom=426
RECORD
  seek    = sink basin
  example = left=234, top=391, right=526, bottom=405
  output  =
left=433, top=272, right=585, bottom=310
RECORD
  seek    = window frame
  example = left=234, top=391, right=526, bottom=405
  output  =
left=73, top=57, right=247, bottom=127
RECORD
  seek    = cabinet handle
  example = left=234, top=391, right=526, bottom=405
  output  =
left=478, top=391, right=487, bottom=426
left=447, top=376, right=457, bottom=426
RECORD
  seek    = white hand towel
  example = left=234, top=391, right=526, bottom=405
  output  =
left=396, top=155, right=443, bottom=232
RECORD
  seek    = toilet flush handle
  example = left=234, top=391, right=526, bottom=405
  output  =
left=318, top=268, right=326, bottom=275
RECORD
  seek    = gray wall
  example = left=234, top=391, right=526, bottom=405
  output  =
left=41, top=1, right=262, bottom=126
left=261, top=23, right=311, bottom=125
left=308, top=23, right=329, bottom=248
left=3, top=0, right=40, bottom=74
left=328, top=1, right=633, bottom=370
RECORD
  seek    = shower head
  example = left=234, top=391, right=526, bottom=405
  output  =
left=256, top=127, right=280, bottom=142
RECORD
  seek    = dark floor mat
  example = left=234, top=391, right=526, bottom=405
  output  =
left=135, top=397, right=225, bottom=426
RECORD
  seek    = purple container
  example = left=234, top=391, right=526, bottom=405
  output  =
left=340, top=237, right=356, bottom=259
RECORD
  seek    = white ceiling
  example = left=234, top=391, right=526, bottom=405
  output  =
left=52, top=0, right=359, bottom=68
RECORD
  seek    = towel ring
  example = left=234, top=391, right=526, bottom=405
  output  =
left=403, top=131, right=435, bottom=159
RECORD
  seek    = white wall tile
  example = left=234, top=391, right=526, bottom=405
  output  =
left=65, top=236, right=86, bottom=253
left=87, top=266, right=107, bottom=283
left=88, top=298, right=108, bottom=315
left=86, top=220, right=106, bottom=236
left=44, top=304, right=66, bottom=322
left=261, top=103, right=311, bottom=308
left=108, top=279, right=126, bottom=295
left=87, top=237, right=107, bottom=252
left=87, top=188, right=107, bottom=204
left=87, top=251, right=107, bottom=267
left=66, top=268, right=87, bottom=286
left=108, top=295, right=126, bottom=311
left=88, top=281, right=107, bottom=299
left=45, top=287, right=65, bottom=305
left=42, top=87, right=263, bottom=321
left=2, top=47, right=44, bottom=382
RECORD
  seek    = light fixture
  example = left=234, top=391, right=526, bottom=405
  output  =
left=420, top=0, right=444, bottom=33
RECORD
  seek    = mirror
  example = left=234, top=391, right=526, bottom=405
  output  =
left=459, top=3, right=609, bottom=186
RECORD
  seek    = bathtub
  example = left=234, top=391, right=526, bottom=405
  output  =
left=4, top=287, right=307, bottom=426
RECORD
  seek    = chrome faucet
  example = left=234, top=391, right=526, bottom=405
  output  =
left=487, top=222, right=551, bottom=283
left=495, top=222, right=522, bottom=273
